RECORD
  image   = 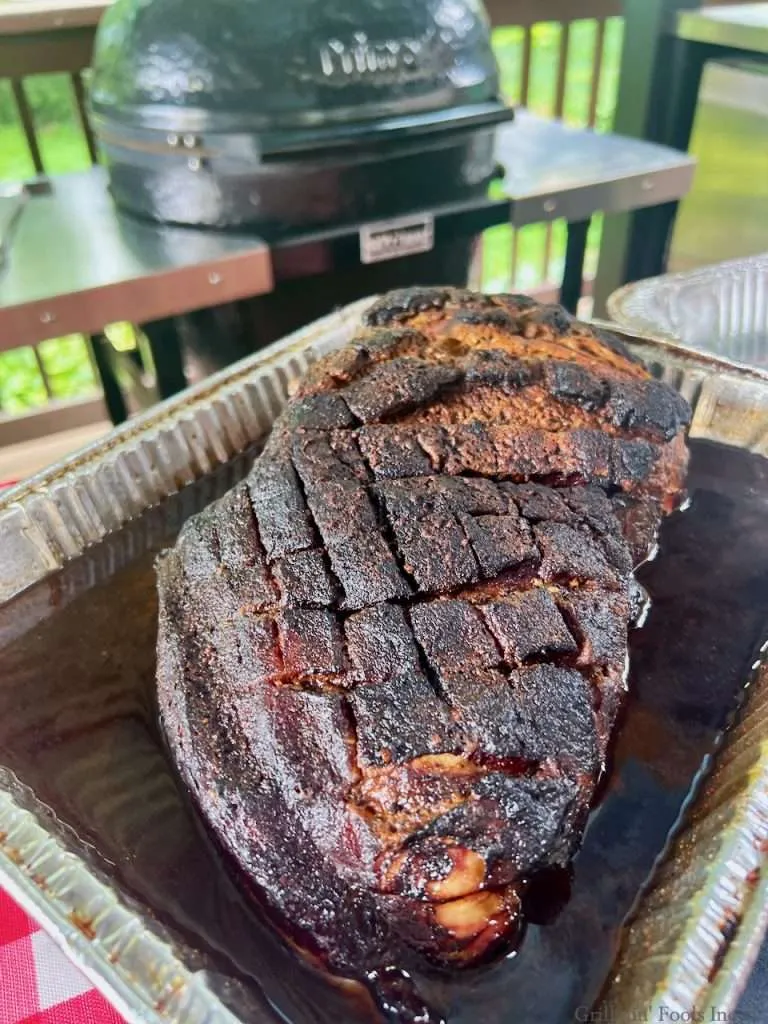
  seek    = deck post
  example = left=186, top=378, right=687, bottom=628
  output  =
left=593, top=0, right=700, bottom=314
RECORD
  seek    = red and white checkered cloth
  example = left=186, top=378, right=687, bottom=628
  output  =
left=0, top=888, right=124, bottom=1024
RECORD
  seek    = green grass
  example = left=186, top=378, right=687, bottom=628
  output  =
left=669, top=100, right=768, bottom=272
left=0, top=122, right=92, bottom=180
left=0, top=334, right=97, bottom=412
left=0, top=19, right=624, bottom=414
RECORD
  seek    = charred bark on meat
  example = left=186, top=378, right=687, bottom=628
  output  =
left=157, top=288, right=690, bottom=1020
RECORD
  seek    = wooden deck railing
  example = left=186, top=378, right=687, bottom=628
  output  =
left=473, top=1, right=628, bottom=298
left=486, top=0, right=621, bottom=118
left=0, top=0, right=102, bottom=173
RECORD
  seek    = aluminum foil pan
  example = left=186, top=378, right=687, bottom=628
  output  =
left=0, top=301, right=767, bottom=1024
left=607, top=253, right=768, bottom=369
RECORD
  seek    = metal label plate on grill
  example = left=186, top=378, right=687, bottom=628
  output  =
left=359, top=213, right=434, bottom=264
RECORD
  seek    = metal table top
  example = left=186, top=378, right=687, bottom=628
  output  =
left=677, top=3, right=768, bottom=55
left=496, top=110, right=695, bottom=228
left=0, top=112, right=694, bottom=350
left=0, top=0, right=106, bottom=34
left=0, top=170, right=273, bottom=351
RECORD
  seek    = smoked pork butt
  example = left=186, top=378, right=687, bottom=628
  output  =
left=156, top=289, right=690, bottom=1014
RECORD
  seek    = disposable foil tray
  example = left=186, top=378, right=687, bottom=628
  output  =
left=0, top=300, right=768, bottom=1024
left=607, top=253, right=768, bottom=369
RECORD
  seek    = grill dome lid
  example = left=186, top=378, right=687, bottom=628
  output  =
left=90, top=0, right=501, bottom=137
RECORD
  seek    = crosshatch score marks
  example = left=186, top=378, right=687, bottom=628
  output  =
left=157, top=287, right=691, bottom=1019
